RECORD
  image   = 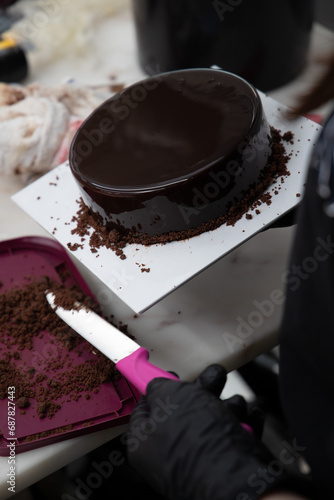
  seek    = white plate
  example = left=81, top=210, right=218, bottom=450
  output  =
left=12, top=93, right=320, bottom=313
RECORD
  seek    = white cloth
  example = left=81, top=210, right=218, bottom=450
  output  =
left=0, top=82, right=111, bottom=179
left=0, top=95, right=69, bottom=177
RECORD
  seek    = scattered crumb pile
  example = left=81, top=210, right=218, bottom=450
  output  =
left=0, top=277, right=122, bottom=424
left=67, top=127, right=294, bottom=260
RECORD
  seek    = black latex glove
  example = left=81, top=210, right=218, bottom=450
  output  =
left=126, top=365, right=299, bottom=500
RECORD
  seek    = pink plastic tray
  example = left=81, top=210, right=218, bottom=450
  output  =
left=0, top=236, right=139, bottom=455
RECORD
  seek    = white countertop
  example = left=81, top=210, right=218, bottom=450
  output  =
left=1, top=6, right=333, bottom=498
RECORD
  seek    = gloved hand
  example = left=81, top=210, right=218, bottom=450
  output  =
left=126, top=365, right=305, bottom=500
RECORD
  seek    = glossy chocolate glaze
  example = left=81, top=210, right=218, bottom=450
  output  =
left=69, top=69, right=272, bottom=236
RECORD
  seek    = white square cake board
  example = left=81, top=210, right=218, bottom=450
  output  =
left=12, top=93, right=320, bottom=313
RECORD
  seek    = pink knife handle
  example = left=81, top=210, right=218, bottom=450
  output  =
left=117, top=348, right=252, bottom=433
left=116, top=347, right=179, bottom=394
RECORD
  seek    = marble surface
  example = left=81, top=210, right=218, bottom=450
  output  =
left=1, top=5, right=334, bottom=498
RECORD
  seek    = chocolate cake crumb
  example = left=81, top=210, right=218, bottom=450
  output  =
left=23, top=424, right=74, bottom=443
left=67, top=242, right=83, bottom=251
left=0, top=278, right=123, bottom=421
left=111, top=83, right=125, bottom=93
left=82, top=421, right=94, bottom=427
left=282, top=131, right=294, bottom=143
left=17, top=397, right=30, bottom=409
left=37, top=402, right=47, bottom=418
left=67, top=127, right=292, bottom=257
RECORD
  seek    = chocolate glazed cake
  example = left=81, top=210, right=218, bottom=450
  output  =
left=69, top=69, right=272, bottom=238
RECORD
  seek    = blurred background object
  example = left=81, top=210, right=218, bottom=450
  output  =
left=132, top=0, right=314, bottom=92
left=316, top=0, right=334, bottom=30
left=2, top=0, right=129, bottom=72
left=0, top=0, right=19, bottom=9
left=0, top=36, right=28, bottom=81
left=0, top=0, right=27, bottom=83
